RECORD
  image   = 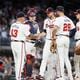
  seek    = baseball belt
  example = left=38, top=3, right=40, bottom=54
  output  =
left=56, top=34, right=69, bottom=37
left=75, top=39, right=80, bottom=42
left=11, top=40, right=24, bottom=43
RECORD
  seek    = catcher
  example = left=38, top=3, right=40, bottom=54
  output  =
left=74, top=9, right=80, bottom=79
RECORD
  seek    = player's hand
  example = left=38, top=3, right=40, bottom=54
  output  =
left=52, top=35, right=57, bottom=40
left=26, top=33, right=40, bottom=40
left=37, top=32, right=46, bottom=40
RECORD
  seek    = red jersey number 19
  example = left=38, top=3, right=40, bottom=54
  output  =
left=63, top=23, right=71, bottom=31
left=11, top=29, right=18, bottom=37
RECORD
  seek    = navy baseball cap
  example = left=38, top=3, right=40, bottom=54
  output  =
left=74, top=9, right=80, bottom=15
left=56, top=6, right=64, bottom=12
left=16, top=11, right=25, bottom=18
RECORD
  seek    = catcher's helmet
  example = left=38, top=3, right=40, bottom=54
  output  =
left=27, top=9, right=36, bottom=17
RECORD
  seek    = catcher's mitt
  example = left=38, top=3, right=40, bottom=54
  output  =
left=50, top=39, right=57, bottom=53
left=75, top=45, right=80, bottom=55
left=50, top=28, right=57, bottom=53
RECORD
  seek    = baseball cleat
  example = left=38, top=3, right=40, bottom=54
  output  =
left=74, top=75, right=80, bottom=80
left=55, top=77, right=64, bottom=80
left=24, top=76, right=34, bottom=80
left=36, top=75, right=44, bottom=80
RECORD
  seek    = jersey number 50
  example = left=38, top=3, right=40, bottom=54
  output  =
left=11, top=29, right=18, bottom=37
left=63, top=23, right=71, bottom=31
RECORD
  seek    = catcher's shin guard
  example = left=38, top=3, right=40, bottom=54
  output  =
left=24, top=54, right=35, bottom=78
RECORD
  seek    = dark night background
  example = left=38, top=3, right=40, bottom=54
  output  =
left=0, top=0, right=80, bottom=9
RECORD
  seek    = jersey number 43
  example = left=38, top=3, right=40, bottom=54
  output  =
left=11, top=29, right=18, bottom=37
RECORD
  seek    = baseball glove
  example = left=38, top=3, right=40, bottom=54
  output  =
left=50, top=39, right=57, bottom=53
left=50, top=29, right=57, bottom=53
left=75, top=45, right=80, bottom=55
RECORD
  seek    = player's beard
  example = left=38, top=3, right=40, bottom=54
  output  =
left=49, top=15, right=55, bottom=19
left=55, top=13, right=59, bottom=17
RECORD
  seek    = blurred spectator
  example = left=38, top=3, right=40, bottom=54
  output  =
left=0, top=58, right=4, bottom=76
left=1, top=26, right=8, bottom=39
left=4, top=57, right=12, bottom=76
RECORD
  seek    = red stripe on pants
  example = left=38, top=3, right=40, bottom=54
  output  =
left=18, top=43, right=23, bottom=79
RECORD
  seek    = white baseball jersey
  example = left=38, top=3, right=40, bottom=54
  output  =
left=54, top=16, right=75, bottom=36
left=10, top=21, right=30, bottom=41
left=75, top=21, right=80, bottom=39
left=44, top=18, right=55, bottom=39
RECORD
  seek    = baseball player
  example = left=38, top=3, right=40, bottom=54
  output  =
left=74, top=9, right=80, bottom=79
left=9, top=12, right=39, bottom=80
left=24, top=10, right=40, bottom=78
left=25, top=10, right=40, bottom=57
left=54, top=6, right=75, bottom=80
left=36, top=7, right=60, bottom=80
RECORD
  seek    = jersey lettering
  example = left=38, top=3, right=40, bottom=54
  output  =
left=48, top=25, right=54, bottom=28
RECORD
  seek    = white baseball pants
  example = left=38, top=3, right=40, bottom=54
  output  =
left=11, top=42, right=26, bottom=80
left=74, top=40, right=80, bottom=78
left=45, top=53, right=60, bottom=80
left=56, top=36, right=73, bottom=80
left=25, top=42, right=36, bottom=57
left=39, top=39, right=52, bottom=76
